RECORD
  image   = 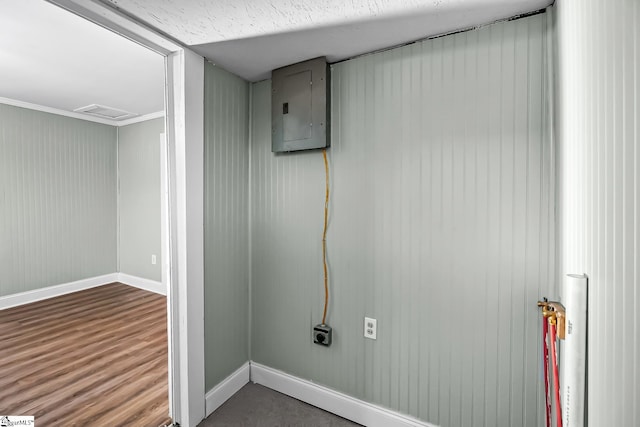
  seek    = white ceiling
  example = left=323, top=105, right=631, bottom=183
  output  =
left=0, top=0, right=552, bottom=120
left=102, top=0, right=553, bottom=81
left=0, top=0, right=165, bottom=121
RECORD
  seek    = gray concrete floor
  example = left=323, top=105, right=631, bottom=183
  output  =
left=198, top=383, right=362, bottom=427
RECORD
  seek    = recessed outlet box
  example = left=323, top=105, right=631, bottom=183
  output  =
left=364, top=317, right=377, bottom=340
left=313, top=324, right=332, bottom=346
left=272, top=57, right=330, bottom=153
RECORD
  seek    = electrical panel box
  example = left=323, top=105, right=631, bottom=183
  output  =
left=272, top=57, right=330, bottom=152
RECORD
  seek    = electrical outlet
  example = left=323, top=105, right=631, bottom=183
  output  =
left=151, top=254, right=157, bottom=265
left=313, top=324, right=332, bottom=346
left=364, top=317, right=377, bottom=340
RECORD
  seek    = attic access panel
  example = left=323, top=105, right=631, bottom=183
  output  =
left=272, top=57, right=330, bottom=152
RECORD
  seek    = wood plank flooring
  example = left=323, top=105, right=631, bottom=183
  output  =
left=0, top=283, right=171, bottom=427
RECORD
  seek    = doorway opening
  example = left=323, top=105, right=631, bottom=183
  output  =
left=0, top=0, right=176, bottom=424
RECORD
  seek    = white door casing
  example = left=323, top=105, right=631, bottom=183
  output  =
left=45, top=1, right=206, bottom=426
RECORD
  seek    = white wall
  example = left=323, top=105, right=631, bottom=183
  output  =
left=556, top=0, right=640, bottom=425
left=250, top=12, right=556, bottom=426
left=118, top=117, right=164, bottom=281
left=203, top=62, right=250, bottom=390
left=0, top=103, right=117, bottom=296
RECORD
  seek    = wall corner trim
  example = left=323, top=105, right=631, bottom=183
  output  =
left=117, top=273, right=165, bottom=295
left=204, top=362, right=251, bottom=417
left=0, top=273, right=119, bottom=310
left=249, top=362, right=437, bottom=427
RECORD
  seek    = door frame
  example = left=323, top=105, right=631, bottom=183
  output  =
left=46, top=2, right=206, bottom=426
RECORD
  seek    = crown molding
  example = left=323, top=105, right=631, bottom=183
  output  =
left=0, top=97, right=164, bottom=127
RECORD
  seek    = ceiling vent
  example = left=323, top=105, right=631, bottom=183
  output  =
left=74, top=104, right=138, bottom=120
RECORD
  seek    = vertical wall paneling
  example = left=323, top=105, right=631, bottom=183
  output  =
left=556, top=0, right=640, bottom=425
left=203, top=62, right=250, bottom=390
left=0, top=104, right=117, bottom=296
left=118, top=117, right=164, bottom=281
left=250, top=12, right=555, bottom=426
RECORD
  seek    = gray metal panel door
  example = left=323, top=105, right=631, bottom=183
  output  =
left=272, top=57, right=329, bottom=152
left=283, top=70, right=312, bottom=142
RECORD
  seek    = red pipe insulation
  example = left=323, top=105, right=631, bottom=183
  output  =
left=549, top=321, right=562, bottom=427
left=543, top=317, right=551, bottom=427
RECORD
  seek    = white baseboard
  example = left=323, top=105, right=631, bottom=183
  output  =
left=250, top=362, right=436, bottom=427
left=205, top=362, right=251, bottom=417
left=117, top=273, right=165, bottom=295
left=0, top=273, right=119, bottom=310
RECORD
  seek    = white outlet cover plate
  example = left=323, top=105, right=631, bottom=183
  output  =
left=364, top=317, right=377, bottom=340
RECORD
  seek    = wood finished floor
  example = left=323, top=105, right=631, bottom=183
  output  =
left=0, top=282, right=171, bottom=427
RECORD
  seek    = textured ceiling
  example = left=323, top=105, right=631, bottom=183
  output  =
left=104, top=0, right=462, bottom=45
left=103, top=0, right=553, bottom=81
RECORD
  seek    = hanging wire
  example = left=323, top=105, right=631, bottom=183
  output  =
left=321, top=148, right=330, bottom=325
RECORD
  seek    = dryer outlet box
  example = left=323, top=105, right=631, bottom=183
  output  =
left=272, top=57, right=330, bottom=153
left=313, top=324, right=332, bottom=346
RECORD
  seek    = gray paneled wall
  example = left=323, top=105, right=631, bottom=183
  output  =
left=203, top=62, right=250, bottom=390
left=118, top=117, right=164, bottom=281
left=250, top=12, right=555, bottom=427
left=0, top=104, right=117, bottom=296
left=556, top=0, right=639, bottom=425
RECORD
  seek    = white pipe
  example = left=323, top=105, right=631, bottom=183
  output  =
left=562, top=273, right=588, bottom=427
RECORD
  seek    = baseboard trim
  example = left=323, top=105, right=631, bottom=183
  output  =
left=205, top=362, right=251, bottom=417
left=0, top=273, right=119, bottom=310
left=250, top=362, right=436, bottom=427
left=117, top=273, right=165, bottom=295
